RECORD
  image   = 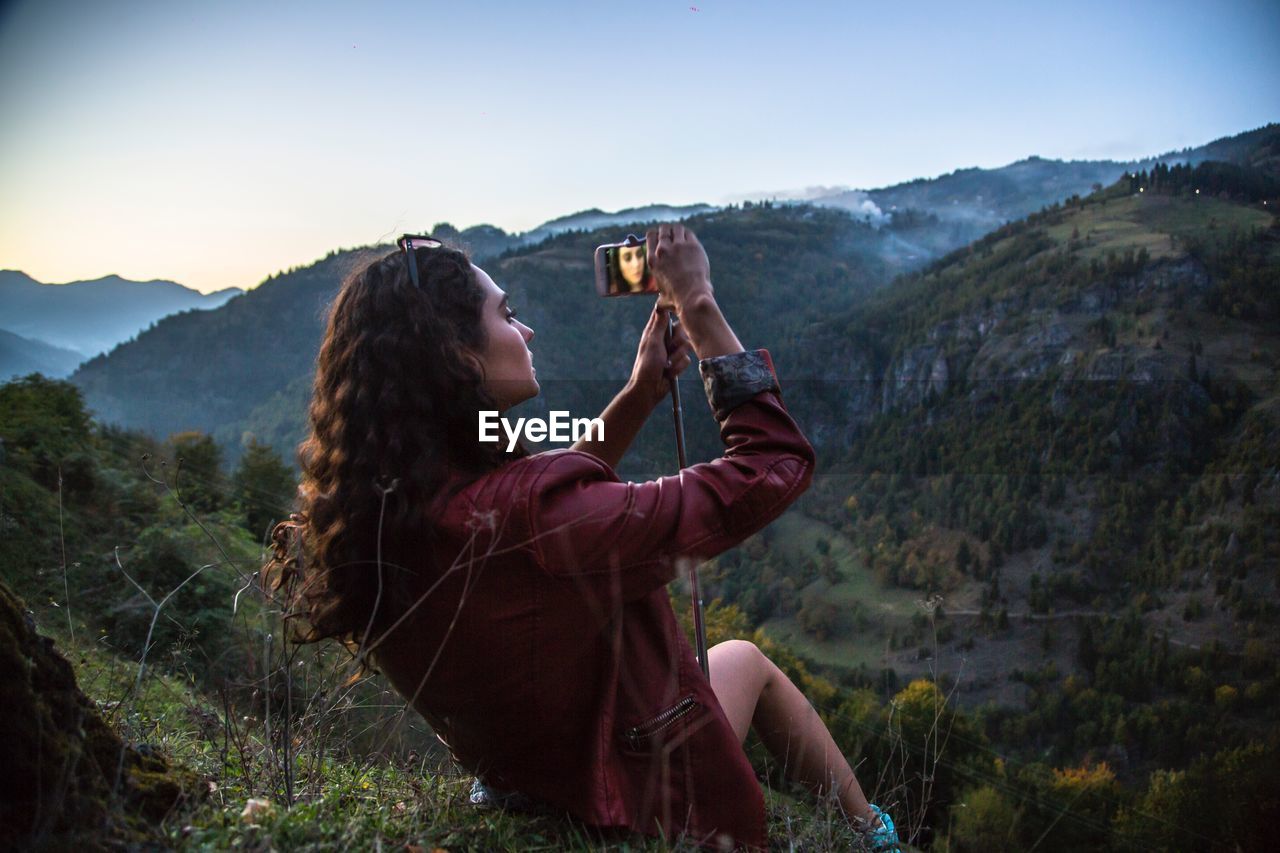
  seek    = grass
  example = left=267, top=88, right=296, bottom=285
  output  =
left=5, top=434, right=909, bottom=851
left=768, top=513, right=919, bottom=619
left=760, top=513, right=923, bottom=671
left=48, top=614, right=887, bottom=851
left=1044, top=193, right=1275, bottom=263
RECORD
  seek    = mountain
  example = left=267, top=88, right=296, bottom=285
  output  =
left=70, top=250, right=353, bottom=452
left=806, top=122, right=1280, bottom=265
left=738, top=155, right=1279, bottom=706
left=517, top=203, right=719, bottom=244
left=70, top=207, right=897, bottom=457
left=16, top=125, right=1280, bottom=853
left=0, top=270, right=243, bottom=359
left=431, top=202, right=719, bottom=260
left=0, top=328, right=84, bottom=381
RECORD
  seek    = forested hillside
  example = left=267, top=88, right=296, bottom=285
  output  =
left=695, top=156, right=1280, bottom=844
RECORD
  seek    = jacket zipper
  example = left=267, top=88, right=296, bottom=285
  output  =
left=624, top=695, right=698, bottom=750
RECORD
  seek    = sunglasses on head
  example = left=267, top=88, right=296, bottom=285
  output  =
left=397, top=234, right=444, bottom=289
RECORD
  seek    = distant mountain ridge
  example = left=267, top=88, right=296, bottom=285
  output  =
left=70, top=250, right=355, bottom=451
left=0, top=328, right=83, bottom=381
left=433, top=202, right=718, bottom=260
left=0, top=270, right=243, bottom=360
left=520, top=203, right=719, bottom=242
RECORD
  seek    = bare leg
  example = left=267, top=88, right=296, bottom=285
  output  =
left=708, top=640, right=877, bottom=826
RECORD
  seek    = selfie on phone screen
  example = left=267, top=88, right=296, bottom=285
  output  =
left=613, top=243, right=649, bottom=293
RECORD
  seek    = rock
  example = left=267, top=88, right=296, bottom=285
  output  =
left=1084, top=350, right=1131, bottom=382
left=1253, top=469, right=1280, bottom=506
left=882, top=344, right=949, bottom=412
left=0, top=580, right=195, bottom=849
left=1050, top=384, right=1071, bottom=418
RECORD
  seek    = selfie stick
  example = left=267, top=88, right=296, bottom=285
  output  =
left=667, top=313, right=710, bottom=679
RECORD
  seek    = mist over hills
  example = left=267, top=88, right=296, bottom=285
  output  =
left=0, top=270, right=243, bottom=360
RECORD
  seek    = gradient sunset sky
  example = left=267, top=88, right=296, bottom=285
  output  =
left=1, top=0, right=1276, bottom=293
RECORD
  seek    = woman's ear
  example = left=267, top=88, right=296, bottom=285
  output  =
left=458, top=346, right=485, bottom=379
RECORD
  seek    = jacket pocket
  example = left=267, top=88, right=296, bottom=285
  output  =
left=621, top=695, right=701, bottom=752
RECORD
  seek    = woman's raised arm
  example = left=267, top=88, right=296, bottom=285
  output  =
left=512, top=351, right=813, bottom=607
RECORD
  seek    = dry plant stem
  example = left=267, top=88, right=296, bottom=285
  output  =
left=109, top=547, right=217, bottom=797
left=264, top=632, right=276, bottom=795
left=283, top=643, right=295, bottom=805
left=354, top=476, right=396, bottom=680
left=57, top=467, right=73, bottom=641
left=709, top=641, right=875, bottom=828
left=906, top=598, right=964, bottom=845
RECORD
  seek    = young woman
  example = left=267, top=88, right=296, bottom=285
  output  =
left=270, top=223, right=897, bottom=850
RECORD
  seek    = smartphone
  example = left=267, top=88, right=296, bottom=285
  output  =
left=594, top=234, right=658, bottom=297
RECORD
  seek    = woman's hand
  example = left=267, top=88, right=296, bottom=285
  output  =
left=646, top=223, right=713, bottom=313
left=627, top=301, right=693, bottom=409
left=644, top=222, right=741, bottom=359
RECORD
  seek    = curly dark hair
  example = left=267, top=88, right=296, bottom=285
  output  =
left=267, top=243, right=525, bottom=651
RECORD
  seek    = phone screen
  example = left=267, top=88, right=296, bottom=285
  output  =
left=605, top=243, right=655, bottom=295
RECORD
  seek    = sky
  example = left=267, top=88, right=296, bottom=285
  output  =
left=1, top=0, right=1276, bottom=294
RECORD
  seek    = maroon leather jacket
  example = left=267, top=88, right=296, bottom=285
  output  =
left=375, top=350, right=814, bottom=849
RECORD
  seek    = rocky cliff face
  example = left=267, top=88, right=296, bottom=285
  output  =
left=814, top=257, right=1216, bottom=448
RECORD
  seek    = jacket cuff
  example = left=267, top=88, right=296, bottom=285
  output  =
left=699, top=349, right=781, bottom=420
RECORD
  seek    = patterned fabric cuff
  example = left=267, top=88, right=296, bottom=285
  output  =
left=699, top=349, right=781, bottom=420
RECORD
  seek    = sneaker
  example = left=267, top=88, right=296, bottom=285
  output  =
left=468, top=777, right=541, bottom=813
left=862, top=804, right=900, bottom=853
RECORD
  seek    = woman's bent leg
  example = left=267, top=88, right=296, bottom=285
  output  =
left=707, top=640, right=876, bottom=826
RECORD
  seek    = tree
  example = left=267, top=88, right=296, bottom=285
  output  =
left=797, top=582, right=840, bottom=641
left=167, top=431, right=223, bottom=513
left=233, top=439, right=296, bottom=538
left=949, top=785, right=1021, bottom=852
left=0, top=374, right=95, bottom=490
left=1113, top=741, right=1280, bottom=852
